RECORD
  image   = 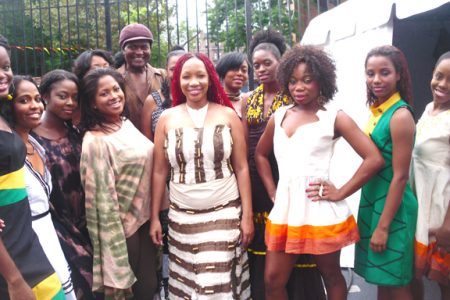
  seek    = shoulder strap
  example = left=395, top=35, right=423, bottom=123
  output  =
left=151, top=91, right=163, bottom=107
left=274, top=105, right=290, bottom=127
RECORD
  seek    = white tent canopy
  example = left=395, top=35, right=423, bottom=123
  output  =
left=301, top=0, right=450, bottom=267
left=303, top=0, right=449, bottom=44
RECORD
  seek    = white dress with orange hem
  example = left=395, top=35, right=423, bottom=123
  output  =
left=410, top=102, right=450, bottom=285
left=265, top=105, right=360, bottom=255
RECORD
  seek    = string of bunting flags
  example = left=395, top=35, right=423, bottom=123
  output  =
left=10, top=45, right=86, bottom=55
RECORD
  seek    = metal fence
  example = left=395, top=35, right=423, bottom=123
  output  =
left=0, top=0, right=342, bottom=77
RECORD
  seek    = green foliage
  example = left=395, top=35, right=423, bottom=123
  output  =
left=207, top=0, right=303, bottom=52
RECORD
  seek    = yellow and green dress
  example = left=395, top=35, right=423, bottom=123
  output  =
left=0, top=129, right=64, bottom=299
left=355, top=92, right=418, bottom=286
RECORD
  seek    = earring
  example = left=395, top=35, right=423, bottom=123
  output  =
left=317, top=92, right=326, bottom=106
left=6, top=94, right=12, bottom=101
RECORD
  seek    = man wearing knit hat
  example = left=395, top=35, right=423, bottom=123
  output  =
left=117, top=23, right=166, bottom=131
left=116, top=24, right=161, bottom=300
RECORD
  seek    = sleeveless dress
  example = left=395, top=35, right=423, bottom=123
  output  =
left=151, top=91, right=171, bottom=298
left=265, top=105, right=360, bottom=254
left=151, top=91, right=166, bottom=134
left=25, top=136, right=76, bottom=300
left=245, top=85, right=325, bottom=300
left=165, top=125, right=250, bottom=300
left=355, top=95, right=418, bottom=286
left=410, top=102, right=450, bottom=286
left=0, top=130, right=64, bottom=300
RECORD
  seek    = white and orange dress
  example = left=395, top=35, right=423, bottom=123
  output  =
left=265, top=105, right=360, bottom=254
left=410, top=102, right=450, bottom=286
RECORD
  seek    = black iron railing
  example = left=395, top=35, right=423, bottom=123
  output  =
left=0, top=0, right=342, bottom=77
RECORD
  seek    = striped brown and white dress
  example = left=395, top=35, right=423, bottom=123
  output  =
left=165, top=124, right=251, bottom=300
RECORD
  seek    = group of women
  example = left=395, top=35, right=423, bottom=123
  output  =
left=0, top=25, right=448, bottom=300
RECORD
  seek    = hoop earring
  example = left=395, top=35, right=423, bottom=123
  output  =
left=317, top=92, right=326, bottom=106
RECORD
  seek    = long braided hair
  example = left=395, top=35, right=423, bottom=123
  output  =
left=171, top=52, right=234, bottom=110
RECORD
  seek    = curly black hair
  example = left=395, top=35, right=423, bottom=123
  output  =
left=249, top=28, right=287, bottom=59
left=277, top=45, right=337, bottom=104
left=79, top=68, right=127, bottom=133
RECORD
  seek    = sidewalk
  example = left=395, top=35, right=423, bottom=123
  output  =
left=344, top=268, right=440, bottom=299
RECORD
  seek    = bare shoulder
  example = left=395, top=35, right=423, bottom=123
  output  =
left=144, top=92, right=156, bottom=103
left=143, top=93, right=157, bottom=110
left=217, top=104, right=240, bottom=121
left=159, top=105, right=180, bottom=119
left=242, top=91, right=251, bottom=103
left=391, top=107, right=414, bottom=124
left=335, top=110, right=354, bottom=125
left=393, top=106, right=413, bottom=117
left=223, top=104, right=239, bottom=117
left=390, top=107, right=415, bottom=135
left=117, top=65, right=126, bottom=76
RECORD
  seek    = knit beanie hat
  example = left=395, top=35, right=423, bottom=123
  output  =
left=119, top=24, right=153, bottom=49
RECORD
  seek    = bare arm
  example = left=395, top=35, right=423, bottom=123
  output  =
left=241, top=99, right=249, bottom=144
left=149, top=112, right=170, bottom=245
left=228, top=108, right=254, bottom=248
left=435, top=137, right=450, bottom=251
left=371, top=108, right=415, bottom=252
left=307, top=111, right=385, bottom=201
left=141, top=94, right=157, bottom=141
left=254, top=116, right=277, bottom=202
left=0, top=240, right=35, bottom=300
left=435, top=200, right=450, bottom=251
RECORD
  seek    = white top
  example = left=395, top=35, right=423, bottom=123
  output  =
left=274, top=104, right=338, bottom=180
left=25, top=135, right=52, bottom=216
left=165, top=125, right=239, bottom=209
left=24, top=135, right=76, bottom=300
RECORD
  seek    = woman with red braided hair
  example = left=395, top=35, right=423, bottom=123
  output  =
left=150, top=52, right=253, bottom=299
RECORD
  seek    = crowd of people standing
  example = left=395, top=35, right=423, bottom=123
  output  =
left=0, top=22, right=448, bottom=300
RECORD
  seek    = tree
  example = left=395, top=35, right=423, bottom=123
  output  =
left=1, top=0, right=177, bottom=76
left=207, top=0, right=299, bottom=52
left=207, top=0, right=341, bottom=52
